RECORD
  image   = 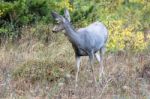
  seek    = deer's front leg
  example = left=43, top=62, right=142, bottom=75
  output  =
left=75, top=56, right=81, bottom=88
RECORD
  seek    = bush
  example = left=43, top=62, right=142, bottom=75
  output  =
left=107, top=20, right=148, bottom=53
left=0, top=0, right=149, bottom=53
left=13, top=60, right=65, bottom=83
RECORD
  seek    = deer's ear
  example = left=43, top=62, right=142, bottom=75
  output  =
left=64, top=9, right=71, bottom=22
left=51, top=11, right=62, bottom=21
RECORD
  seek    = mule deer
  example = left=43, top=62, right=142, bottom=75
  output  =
left=51, top=9, right=108, bottom=87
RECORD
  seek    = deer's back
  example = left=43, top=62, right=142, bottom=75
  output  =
left=77, top=21, right=108, bottom=51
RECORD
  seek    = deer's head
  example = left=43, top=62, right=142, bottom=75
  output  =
left=51, top=9, right=71, bottom=33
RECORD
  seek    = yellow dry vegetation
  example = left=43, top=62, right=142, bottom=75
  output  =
left=107, top=20, right=148, bottom=52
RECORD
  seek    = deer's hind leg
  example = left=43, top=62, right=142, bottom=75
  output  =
left=89, top=51, right=96, bottom=84
left=95, top=47, right=106, bottom=79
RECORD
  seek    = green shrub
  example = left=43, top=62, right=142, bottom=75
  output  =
left=13, top=60, right=65, bottom=83
left=0, top=0, right=149, bottom=53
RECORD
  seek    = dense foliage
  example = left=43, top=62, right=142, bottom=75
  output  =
left=0, top=0, right=150, bottom=52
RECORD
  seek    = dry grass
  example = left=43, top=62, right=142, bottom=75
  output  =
left=0, top=27, right=150, bottom=99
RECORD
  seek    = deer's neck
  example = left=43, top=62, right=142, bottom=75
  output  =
left=64, top=23, right=81, bottom=45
